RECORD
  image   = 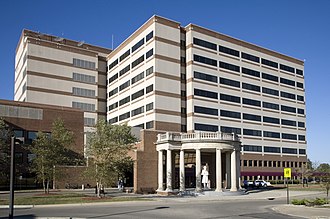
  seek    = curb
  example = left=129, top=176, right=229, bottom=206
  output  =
left=0, top=205, right=34, bottom=209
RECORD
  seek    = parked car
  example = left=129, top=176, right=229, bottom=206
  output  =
left=254, top=180, right=271, bottom=187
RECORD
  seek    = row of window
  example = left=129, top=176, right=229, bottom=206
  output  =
left=73, top=72, right=96, bottom=84
left=108, top=85, right=154, bottom=111
left=242, top=159, right=306, bottom=168
left=194, top=123, right=305, bottom=141
left=73, top=58, right=96, bottom=70
left=193, top=37, right=304, bottom=76
left=108, top=31, right=154, bottom=71
left=243, top=145, right=306, bottom=155
left=73, top=87, right=95, bottom=98
left=72, top=101, right=95, bottom=112
left=194, top=89, right=305, bottom=114
left=108, top=102, right=154, bottom=123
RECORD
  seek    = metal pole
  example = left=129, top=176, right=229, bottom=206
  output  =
left=286, top=178, right=289, bottom=204
left=9, top=136, right=15, bottom=219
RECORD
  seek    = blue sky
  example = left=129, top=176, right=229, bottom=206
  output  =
left=0, top=0, right=329, bottom=164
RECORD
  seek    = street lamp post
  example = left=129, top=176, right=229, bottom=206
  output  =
left=9, top=136, right=15, bottom=219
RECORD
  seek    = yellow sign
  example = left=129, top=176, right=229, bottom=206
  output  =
left=284, top=168, right=291, bottom=178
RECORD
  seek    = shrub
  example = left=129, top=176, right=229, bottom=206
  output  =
left=292, top=197, right=329, bottom=206
left=292, top=199, right=307, bottom=205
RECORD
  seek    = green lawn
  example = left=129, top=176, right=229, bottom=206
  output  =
left=0, top=193, right=149, bottom=205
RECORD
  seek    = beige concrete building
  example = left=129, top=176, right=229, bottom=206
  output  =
left=107, top=15, right=307, bottom=192
left=14, top=30, right=111, bottom=154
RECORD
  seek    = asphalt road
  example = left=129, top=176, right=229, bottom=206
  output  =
left=0, top=196, right=302, bottom=219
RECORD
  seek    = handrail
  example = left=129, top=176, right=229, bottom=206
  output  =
left=157, top=132, right=239, bottom=142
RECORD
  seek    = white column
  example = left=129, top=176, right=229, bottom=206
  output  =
left=195, top=148, right=202, bottom=191
left=216, top=148, right=222, bottom=191
left=179, top=150, right=185, bottom=191
left=157, top=150, right=164, bottom=191
left=166, top=149, right=172, bottom=192
left=230, top=150, right=237, bottom=191
left=226, top=152, right=231, bottom=189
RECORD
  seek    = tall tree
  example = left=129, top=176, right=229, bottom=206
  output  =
left=30, top=118, right=74, bottom=193
left=86, top=120, right=136, bottom=197
left=316, top=163, right=330, bottom=201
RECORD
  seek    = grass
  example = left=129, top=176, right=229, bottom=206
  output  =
left=0, top=193, right=149, bottom=205
left=272, top=184, right=324, bottom=191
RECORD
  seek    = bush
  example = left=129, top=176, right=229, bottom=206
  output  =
left=292, top=197, right=328, bottom=206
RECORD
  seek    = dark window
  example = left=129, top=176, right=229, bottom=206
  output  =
left=119, top=112, right=130, bottom=121
left=282, top=133, right=297, bottom=140
left=242, top=83, right=260, bottom=92
left=146, top=66, right=154, bottom=76
left=261, top=58, right=278, bottom=68
left=180, top=56, right=186, bottom=64
left=132, top=55, right=144, bottom=69
left=109, top=117, right=118, bottom=124
left=282, top=148, right=297, bottom=154
left=298, top=135, right=306, bottom=141
left=297, top=95, right=304, bottom=101
left=131, top=71, right=144, bottom=84
left=119, top=96, right=130, bottom=106
left=194, top=71, right=217, bottom=83
left=108, top=102, right=118, bottom=112
left=146, top=84, right=153, bottom=94
left=119, top=80, right=130, bottom=91
left=281, top=91, right=296, bottom=100
left=119, top=65, right=130, bottom=76
left=263, top=116, right=280, bottom=124
left=219, top=61, right=240, bottom=72
left=243, top=113, right=261, bottom=121
left=135, top=123, right=145, bottom=129
left=281, top=105, right=296, bottom=113
left=220, top=77, right=240, bottom=88
left=108, top=73, right=118, bottom=84
left=220, top=110, right=241, bottom=119
left=243, top=145, right=262, bottom=152
left=243, top=129, right=262, bottom=136
left=264, top=146, right=281, bottom=153
left=280, top=64, right=295, bottom=73
left=146, top=31, right=153, bottom=42
left=195, top=123, right=218, bottom=132
left=263, top=102, right=279, bottom=110
left=146, top=48, right=153, bottom=59
left=108, top=87, right=118, bottom=98
left=262, top=87, right=279, bottom=96
left=220, top=126, right=241, bottom=134
left=296, top=82, right=304, bottom=88
left=296, top=69, right=304, bottom=76
left=132, top=38, right=144, bottom=53
left=282, top=119, right=296, bottom=127
left=280, top=78, right=295, bottom=87
left=119, top=50, right=130, bottom=62
left=219, top=45, right=239, bottom=57
left=262, top=72, right=278, bottom=82
left=298, top=122, right=305, bottom=128
left=194, top=88, right=218, bottom=99
left=194, top=55, right=217, bottom=67
left=146, top=102, right=153, bottom=111
left=131, top=106, right=144, bottom=117
left=242, top=67, right=260, bottom=77
left=194, top=106, right=218, bottom=116
left=220, top=93, right=240, bottom=103
left=299, top=149, right=306, bottom=155
left=146, top=121, right=154, bottom=129
left=263, top=131, right=280, bottom=138
left=108, top=59, right=118, bottom=71
left=180, top=40, right=186, bottom=49
left=241, top=52, right=260, bottom=63
left=243, top=98, right=261, bottom=107
left=193, top=38, right=217, bottom=50
left=298, top=108, right=305, bottom=115
left=131, top=89, right=144, bottom=101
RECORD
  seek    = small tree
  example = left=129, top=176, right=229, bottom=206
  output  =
left=86, top=120, right=136, bottom=198
left=30, top=118, right=74, bottom=193
left=0, top=118, right=11, bottom=185
left=316, top=163, right=330, bottom=202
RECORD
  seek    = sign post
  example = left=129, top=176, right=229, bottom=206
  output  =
left=284, top=168, right=291, bottom=204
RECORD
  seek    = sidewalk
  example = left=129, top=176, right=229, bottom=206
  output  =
left=273, top=204, right=330, bottom=219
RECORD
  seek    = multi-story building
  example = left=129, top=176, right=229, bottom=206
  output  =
left=106, top=15, right=307, bottom=188
left=14, top=30, right=111, bottom=153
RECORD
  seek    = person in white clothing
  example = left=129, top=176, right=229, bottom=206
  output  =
left=201, top=165, right=209, bottom=189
